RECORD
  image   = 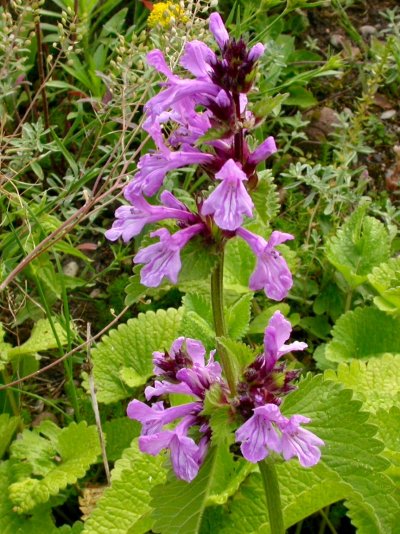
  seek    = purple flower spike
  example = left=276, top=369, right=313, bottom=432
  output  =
left=105, top=194, right=196, bottom=243
left=236, top=228, right=294, bottom=300
left=248, top=43, right=265, bottom=62
left=263, top=311, right=307, bottom=372
left=235, top=404, right=284, bottom=463
left=202, top=159, right=254, bottom=231
left=209, top=12, right=229, bottom=49
left=279, top=415, right=325, bottom=467
left=247, top=136, right=277, bottom=167
left=134, top=224, right=204, bottom=287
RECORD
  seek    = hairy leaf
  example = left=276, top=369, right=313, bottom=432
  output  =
left=213, top=375, right=398, bottom=533
left=325, top=208, right=391, bottom=288
left=0, top=460, right=80, bottom=534
left=9, top=421, right=100, bottom=513
left=6, top=319, right=69, bottom=359
left=325, top=307, right=400, bottom=363
left=0, top=414, right=21, bottom=458
left=151, top=447, right=219, bottom=534
left=224, top=237, right=256, bottom=294
left=251, top=170, right=280, bottom=227
left=83, top=440, right=166, bottom=534
left=86, top=308, right=184, bottom=403
left=325, top=354, right=400, bottom=412
left=368, top=257, right=400, bottom=314
left=225, top=293, right=253, bottom=340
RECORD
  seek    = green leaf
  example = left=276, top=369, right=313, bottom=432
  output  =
left=86, top=308, right=184, bottom=403
left=0, top=414, right=21, bottom=458
left=216, top=337, right=256, bottom=381
left=250, top=93, right=289, bottom=120
left=326, top=207, right=391, bottom=288
left=9, top=421, right=100, bottom=513
left=251, top=170, right=280, bottom=227
left=103, top=418, right=140, bottom=462
left=226, top=293, right=253, bottom=340
left=374, top=407, right=400, bottom=486
left=283, top=375, right=399, bottom=533
left=50, top=129, right=79, bottom=177
left=325, top=307, right=400, bottom=363
left=151, top=447, right=219, bottom=534
left=214, top=375, right=398, bottom=533
left=180, top=294, right=215, bottom=350
left=82, top=440, right=166, bottom=534
left=285, top=85, right=317, bottom=108
left=224, top=237, right=255, bottom=294
left=179, top=239, right=218, bottom=289
left=325, top=354, right=400, bottom=412
left=368, top=257, right=400, bottom=315
left=6, top=319, right=69, bottom=359
left=124, top=273, right=148, bottom=306
left=213, top=463, right=349, bottom=534
left=0, top=461, right=65, bottom=534
left=248, top=303, right=291, bottom=334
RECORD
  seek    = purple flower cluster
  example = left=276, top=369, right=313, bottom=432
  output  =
left=127, top=337, right=223, bottom=482
left=234, top=311, right=323, bottom=465
left=106, top=13, right=294, bottom=301
left=128, top=312, right=324, bottom=481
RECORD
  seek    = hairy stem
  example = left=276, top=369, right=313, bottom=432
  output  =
left=233, top=92, right=244, bottom=163
left=210, top=251, right=236, bottom=396
left=258, top=456, right=285, bottom=534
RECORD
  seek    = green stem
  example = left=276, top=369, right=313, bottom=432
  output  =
left=258, top=457, right=285, bottom=534
left=210, top=251, right=237, bottom=396
left=344, top=289, right=353, bottom=312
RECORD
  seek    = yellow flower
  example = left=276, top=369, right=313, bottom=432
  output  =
left=147, top=2, right=188, bottom=28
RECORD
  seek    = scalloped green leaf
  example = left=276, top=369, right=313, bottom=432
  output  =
left=179, top=238, right=218, bottom=287
left=151, top=447, right=219, bottom=534
left=82, top=440, right=166, bottom=534
left=325, top=307, right=400, bottom=363
left=368, top=257, right=400, bottom=314
left=0, top=414, right=21, bottom=458
left=251, top=170, right=280, bottom=227
left=226, top=292, right=253, bottom=340
left=103, top=418, right=140, bottom=462
left=9, top=421, right=100, bottom=513
left=0, top=460, right=73, bottom=534
left=374, top=406, right=400, bottom=490
left=325, top=354, right=400, bottom=412
left=224, top=237, right=256, bottom=294
left=87, top=308, right=184, bottom=403
left=325, top=207, right=391, bottom=288
left=212, top=375, right=398, bottom=533
left=212, top=463, right=349, bottom=534
left=6, top=319, right=69, bottom=359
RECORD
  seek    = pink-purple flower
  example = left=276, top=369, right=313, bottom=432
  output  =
left=125, top=148, right=215, bottom=198
left=235, top=404, right=324, bottom=466
left=263, top=311, right=307, bottom=372
left=134, top=224, right=204, bottom=287
left=105, top=191, right=197, bottom=243
left=202, top=159, right=254, bottom=231
left=139, top=416, right=204, bottom=482
left=236, top=228, right=294, bottom=300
